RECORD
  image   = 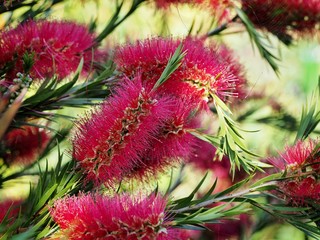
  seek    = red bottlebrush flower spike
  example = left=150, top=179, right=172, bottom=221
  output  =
left=241, top=0, right=320, bottom=43
left=269, top=140, right=315, bottom=172
left=114, top=37, right=243, bottom=109
left=2, top=125, right=50, bottom=166
left=208, top=42, right=247, bottom=99
left=126, top=98, right=199, bottom=183
left=0, top=199, right=22, bottom=224
left=50, top=193, right=176, bottom=240
left=72, top=75, right=170, bottom=187
left=279, top=177, right=320, bottom=206
left=269, top=140, right=320, bottom=206
left=0, top=20, right=103, bottom=82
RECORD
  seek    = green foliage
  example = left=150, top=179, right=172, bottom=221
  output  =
left=295, top=79, right=320, bottom=141
left=236, top=7, right=280, bottom=73
left=16, top=59, right=114, bottom=123
left=1, top=146, right=84, bottom=239
left=192, top=95, right=270, bottom=176
left=95, top=0, right=146, bottom=42
left=153, top=43, right=186, bottom=91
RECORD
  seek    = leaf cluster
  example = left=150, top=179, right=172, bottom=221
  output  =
left=0, top=147, right=84, bottom=239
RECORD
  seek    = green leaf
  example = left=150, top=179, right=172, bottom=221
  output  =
left=95, top=0, right=146, bottom=42
left=52, top=58, right=83, bottom=97
left=250, top=172, right=282, bottom=188
left=33, top=184, right=58, bottom=213
left=10, top=229, right=35, bottom=240
left=214, top=176, right=252, bottom=199
left=171, top=172, right=209, bottom=209
left=189, top=130, right=221, bottom=146
left=152, top=43, right=186, bottom=91
left=18, top=64, right=113, bottom=121
left=295, top=78, right=320, bottom=141
left=236, top=7, right=279, bottom=73
left=209, top=94, right=269, bottom=175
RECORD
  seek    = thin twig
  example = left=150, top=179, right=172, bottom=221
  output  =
left=207, top=15, right=239, bottom=37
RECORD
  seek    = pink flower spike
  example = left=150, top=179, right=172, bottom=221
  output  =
left=270, top=140, right=315, bottom=171
left=114, top=37, right=244, bottom=109
left=125, top=97, right=199, bottom=183
left=72, top=75, right=170, bottom=187
left=279, top=177, right=320, bottom=206
left=2, top=125, right=50, bottom=166
left=0, top=20, right=103, bottom=82
left=205, top=214, right=251, bottom=240
left=241, top=0, right=320, bottom=42
left=208, top=42, right=247, bottom=99
left=50, top=193, right=176, bottom=240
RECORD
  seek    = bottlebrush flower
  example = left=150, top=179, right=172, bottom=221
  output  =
left=269, top=139, right=316, bottom=172
left=0, top=199, right=22, bottom=224
left=114, top=37, right=242, bottom=109
left=125, top=98, right=199, bottom=183
left=0, top=20, right=103, bottom=83
left=269, top=140, right=320, bottom=206
left=72, top=75, right=170, bottom=187
left=278, top=177, right=320, bottom=206
left=2, top=125, right=50, bottom=166
left=208, top=42, right=247, bottom=99
left=241, top=0, right=320, bottom=43
left=50, top=193, right=178, bottom=240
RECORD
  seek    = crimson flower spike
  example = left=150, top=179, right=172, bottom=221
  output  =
left=72, top=75, right=170, bottom=187
left=114, top=37, right=244, bottom=110
left=2, top=125, right=50, bottom=166
left=0, top=199, right=22, bottom=225
left=241, top=0, right=320, bottom=44
left=0, top=20, right=104, bottom=84
left=49, top=193, right=185, bottom=240
left=269, top=139, right=318, bottom=172
left=125, top=97, right=199, bottom=183
left=269, top=139, right=320, bottom=206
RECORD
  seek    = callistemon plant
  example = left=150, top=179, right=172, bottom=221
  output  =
left=114, top=37, right=245, bottom=109
left=1, top=0, right=320, bottom=239
left=1, top=125, right=50, bottom=166
left=72, top=75, right=171, bottom=186
left=270, top=140, right=320, bottom=206
left=0, top=20, right=103, bottom=84
left=241, top=0, right=320, bottom=44
left=49, top=193, right=182, bottom=240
